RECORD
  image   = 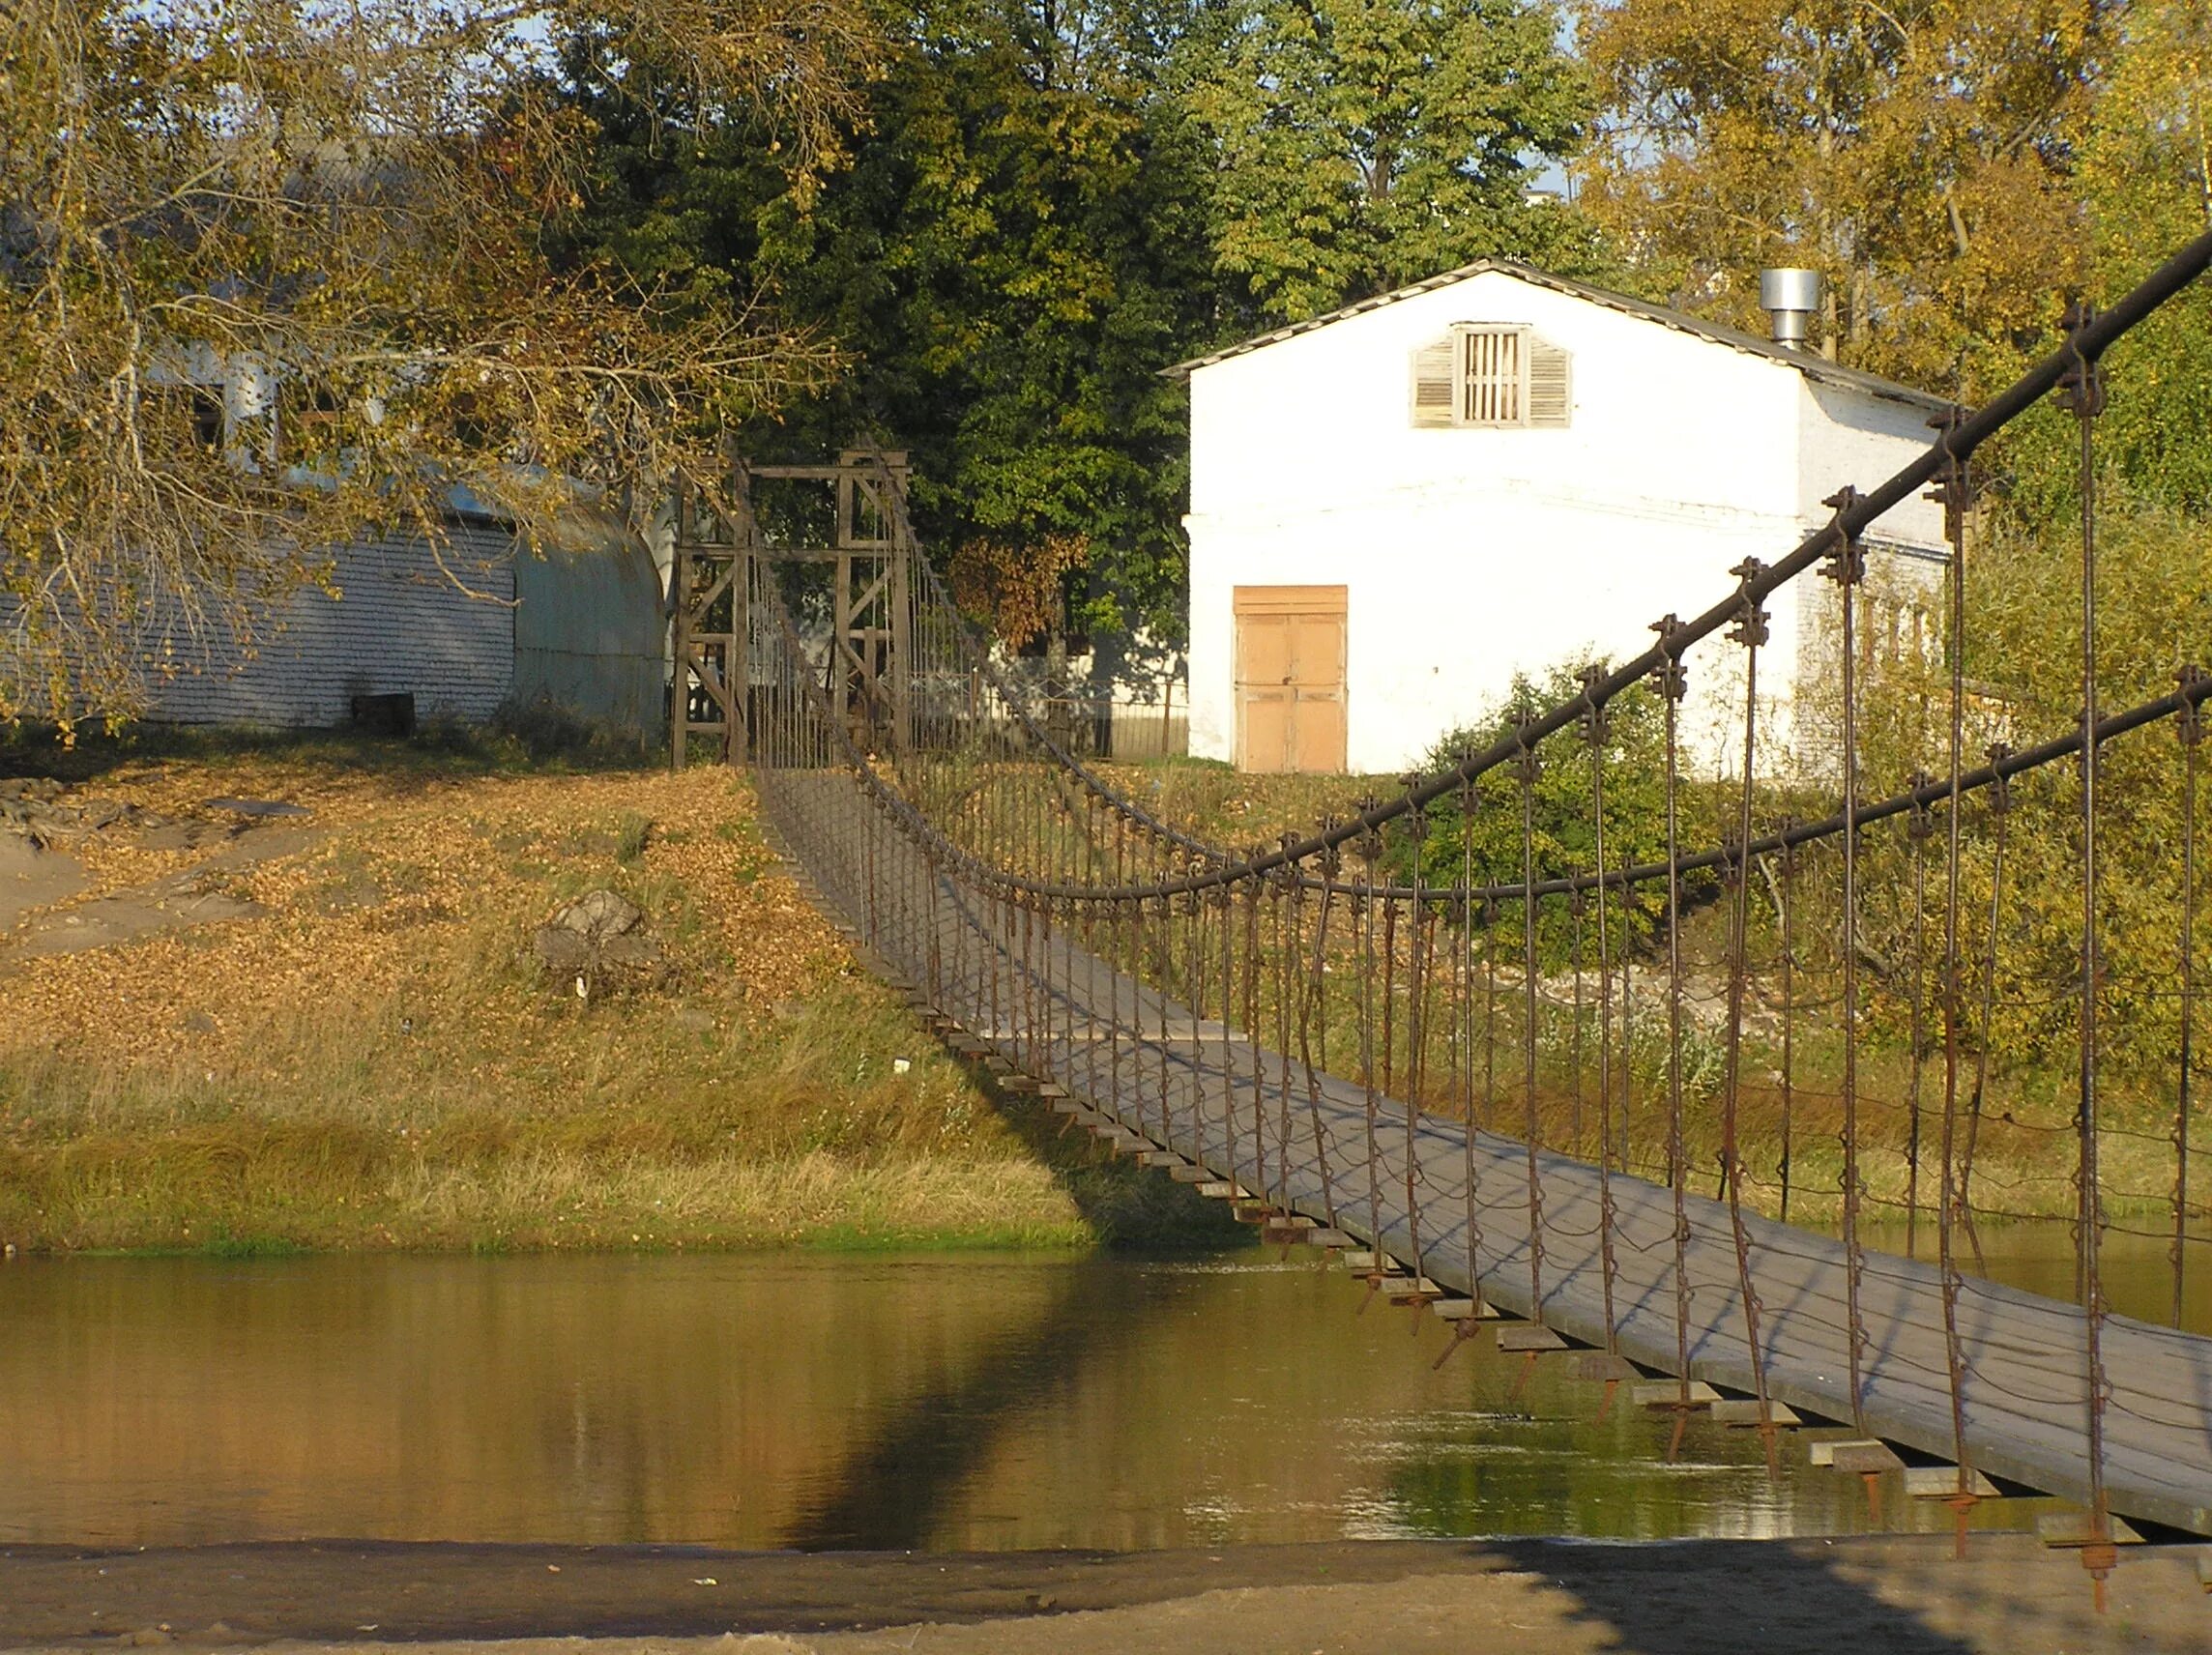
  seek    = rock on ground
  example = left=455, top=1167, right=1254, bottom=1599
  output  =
left=534, top=888, right=666, bottom=990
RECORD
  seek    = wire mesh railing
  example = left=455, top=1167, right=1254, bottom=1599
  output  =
left=741, top=222, right=2212, bottom=1556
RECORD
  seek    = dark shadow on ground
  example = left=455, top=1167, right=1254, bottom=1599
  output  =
left=918, top=868, right=1247, bottom=1254
left=3, top=1534, right=2197, bottom=1650
left=983, top=1082, right=1249, bottom=1250
left=1486, top=1536, right=1982, bottom=1654
left=0, top=713, right=658, bottom=787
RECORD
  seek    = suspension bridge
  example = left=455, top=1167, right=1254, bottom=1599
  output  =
left=676, top=225, right=2212, bottom=1587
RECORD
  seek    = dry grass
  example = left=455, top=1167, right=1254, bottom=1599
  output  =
left=0, top=739, right=1225, bottom=1254
left=1091, top=757, right=1386, bottom=852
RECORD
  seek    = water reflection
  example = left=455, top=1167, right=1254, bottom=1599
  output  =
left=0, top=1240, right=2132, bottom=1551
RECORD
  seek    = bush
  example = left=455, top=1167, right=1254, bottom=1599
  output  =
left=1376, top=660, right=1709, bottom=967
left=485, top=696, right=663, bottom=768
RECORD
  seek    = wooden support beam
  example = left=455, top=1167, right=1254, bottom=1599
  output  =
left=1903, top=1466, right=1997, bottom=1497
left=2037, top=1513, right=2144, bottom=1548
left=1571, top=1352, right=1639, bottom=1380
left=1635, top=1381, right=1721, bottom=1408
left=1434, top=1299, right=1499, bottom=1321
left=1384, top=1279, right=1445, bottom=1305
left=1497, top=1325, right=1568, bottom=1353
left=1815, top=1439, right=1904, bottom=1473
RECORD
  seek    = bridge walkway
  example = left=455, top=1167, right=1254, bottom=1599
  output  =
left=766, top=769, right=2212, bottom=1538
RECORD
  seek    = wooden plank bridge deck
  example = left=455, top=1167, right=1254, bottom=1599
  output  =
left=766, top=770, right=2212, bottom=1538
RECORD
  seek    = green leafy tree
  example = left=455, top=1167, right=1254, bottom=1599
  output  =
left=1994, top=0, right=2212, bottom=525
left=1174, top=0, right=1600, bottom=323
left=2077, top=0, right=2212, bottom=515
left=1379, top=661, right=1690, bottom=964
left=1728, top=7, right=2212, bottom=1113
left=564, top=0, right=1217, bottom=647
left=564, top=0, right=1614, bottom=653
left=1804, top=490, right=2212, bottom=1102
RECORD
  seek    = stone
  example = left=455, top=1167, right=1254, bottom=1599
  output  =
left=597, top=932, right=662, bottom=968
left=596, top=933, right=669, bottom=985
left=673, top=1007, right=716, bottom=1033
left=552, top=888, right=643, bottom=944
left=532, top=927, right=593, bottom=974
left=533, top=889, right=664, bottom=995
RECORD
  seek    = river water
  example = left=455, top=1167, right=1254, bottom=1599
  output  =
left=13, top=1224, right=2196, bottom=1552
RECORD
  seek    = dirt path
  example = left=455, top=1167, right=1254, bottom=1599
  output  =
left=0, top=836, right=86, bottom=934
left=0, top=1535, right=2204, bottom=1654
left=1, top=770, right=323, bottom=967
left=0, top=821, right=320, bottom=966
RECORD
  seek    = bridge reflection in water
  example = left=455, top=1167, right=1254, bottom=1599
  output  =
left=729, top=220, right=2212, bottom=1558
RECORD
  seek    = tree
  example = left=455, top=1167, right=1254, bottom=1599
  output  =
left=1381, top=661, right=1690, bottom=964
left=2, top=0, right=881, bottom=731
left=1174, top=0, right=1600, bottom=324
left=1999, top=0, right=2212, bottom=523
left=949, top=532, right=1092, bottom=649
left=566, top=0, right=1218, bottom=649
left=566, top=0, right=1603, bottom=656
left=1578, top=0, right=2109, bottom=395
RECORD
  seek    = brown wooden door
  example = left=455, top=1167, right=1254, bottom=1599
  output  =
left=1234, top=586, right=1347, bottom=773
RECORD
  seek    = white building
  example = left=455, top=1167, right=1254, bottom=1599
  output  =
left=1172, top=262, right=1953, bottom=776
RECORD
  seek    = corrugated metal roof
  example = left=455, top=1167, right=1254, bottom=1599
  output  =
left=1164, top=260, right=1957, bottom=412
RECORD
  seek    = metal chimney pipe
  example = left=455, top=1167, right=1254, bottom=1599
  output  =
left=1760, top=268, right=1821, bottom=351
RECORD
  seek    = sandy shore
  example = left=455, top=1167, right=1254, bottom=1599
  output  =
left=2, top=1534, right=2206, bottom=1654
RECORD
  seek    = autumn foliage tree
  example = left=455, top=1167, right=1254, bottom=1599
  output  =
left=2067, top=0, right=2212, bottom=514
left=948, top=532, right=1091, bottom=652
left=2, top=0, right=883, bottom=730
left=1578, top=0, right=2109, bottom=395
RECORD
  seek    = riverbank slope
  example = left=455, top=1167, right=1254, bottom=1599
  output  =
left=0, top=734, right=1222, bottom=1255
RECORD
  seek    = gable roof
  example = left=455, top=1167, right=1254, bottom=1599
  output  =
left=1165, top=260, right=1955, bottom=413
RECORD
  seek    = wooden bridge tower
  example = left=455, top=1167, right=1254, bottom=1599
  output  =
left=670, top=449, right=914, bottom=766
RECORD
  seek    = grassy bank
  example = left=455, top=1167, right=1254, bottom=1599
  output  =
left=7, top=735, right=2163, bottom=1253
left=0, top=733, right=1234, bottom=1255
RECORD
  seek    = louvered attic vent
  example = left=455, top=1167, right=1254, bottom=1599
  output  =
left=1410, top=325, right=1571, bottom=429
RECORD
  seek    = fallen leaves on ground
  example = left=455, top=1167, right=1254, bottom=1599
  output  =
left=0, top=755, right=848, bottom=1078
